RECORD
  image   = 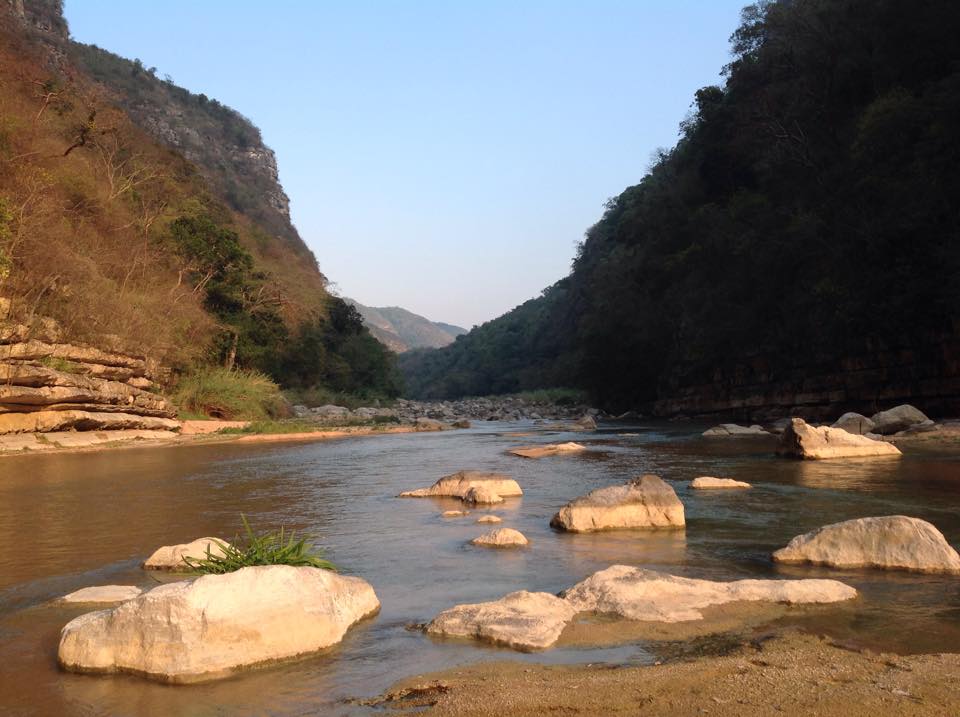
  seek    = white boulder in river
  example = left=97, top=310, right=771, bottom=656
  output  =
left=463, top=485, right=504, bottom=505
left=471, top=528, right=528, bottom=548
left=60, top=585, right=143, bottom=604
left=773, top=516, right=960, bottom=573
left=777, top=418, right=901, bottom=459
left=427, top=591, right=577, bottom=651
left=427, top=566, right=856, bottom=651
left=562, top=565, right=857, bottom=622
left=870, top=404, right=931, bottom=435
left=399, top=471, right=522, bottom=500
left=690, top=476, right=751, bottom=490
left=550, top=474, right=685, bottom=532
left=142, top=537, right=230, bottom=570
left=58, top=565, right=380, bottom=683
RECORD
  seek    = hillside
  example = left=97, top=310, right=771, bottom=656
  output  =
left=347, top=299, right=465, bottom=353
left=1, top=0, right=399, bottom=399
left=401, top=0, right=960, bottom=419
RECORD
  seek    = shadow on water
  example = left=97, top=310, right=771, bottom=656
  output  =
left=0, top=421, right=958, bottom=715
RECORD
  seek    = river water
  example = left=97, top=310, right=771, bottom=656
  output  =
left=0, top=422, right=958, bottom=716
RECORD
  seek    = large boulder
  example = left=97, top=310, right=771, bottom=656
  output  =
left=772, top=516, right=960, bottom=573
left=58, top=566, right=379, bottom=683
left=471, top=528, right=528, bottom=548
left=562, top=565, right=857, bottom=622
left=690, top=476, right=751, bottom=490
left=550, top=475, right=685, bottom=533
left=831, top=412, right=875, bottom=435
left=142, top=537, right=230, bottom=571
left=400, top=471, right=522, bottom=499
left=777, top=418, right=902, bottom=459
left=870, top=405, right=931, bottom=435
left=426, top=591, right=577, bottom=651
left=702, top=424, right=769, bottom=437
left=509, top=442, right=587, bottom=459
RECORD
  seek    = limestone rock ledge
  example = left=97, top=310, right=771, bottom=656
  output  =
left=0, top=338, right=177, bottom=433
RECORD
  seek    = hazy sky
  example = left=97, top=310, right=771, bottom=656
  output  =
left=66, top=1, right=746, bottom=328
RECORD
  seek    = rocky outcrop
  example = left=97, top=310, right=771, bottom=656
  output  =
left=426, top=591, right=577, bottom=651
left=427, top=566, right=856, bottom=652
left=60, top=585, right=143, bottom=604
left=142, top=537, right=230, bottom=571
left=550, top=475, right=685, bottom=533
left=777, top=418, right=902, bottom=459
left=831, top=412, right=875, bottom=435
left=690, top=477, right=751, bottom=490
left=562, top=565, right=857, bottom=622
left=471, top=528, right=528, bottom=548
left=509, top=442, right=587, bottom=459
left=0, top=334, right=177, bottom=433
left=870, top=405, right=931, bottom=435
left=702, top=424, right=770, bottom=437
left=773, top=516, right=960, bottom=573
left=400, top=471, right=522, bottom=500
left=58, top=565, right=380, bottom=683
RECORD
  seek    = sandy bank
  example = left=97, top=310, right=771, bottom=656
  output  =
left=369, top=631, right=960, bottom=716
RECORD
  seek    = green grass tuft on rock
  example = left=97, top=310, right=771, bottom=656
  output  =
left=183, top=515, right=336, bottom=574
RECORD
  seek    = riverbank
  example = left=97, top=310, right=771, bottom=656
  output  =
left=0, top=420, right=432, bottom=458
left=371, top=630, right=960, bottom=715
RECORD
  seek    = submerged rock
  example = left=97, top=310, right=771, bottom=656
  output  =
left=58, top=565, right=380, bottom=683
left=550, top=475, right=685, bottom=533
left=463, top=485, right=504, bottom=505
left=870, top=404, right=930, bottom=435
left=702, top=424, right=769, bottom=437
left=442, top=510, right=469, bottom=518
left=471, top=528, right=528, bottom=548
left=690, top=476, right=751, bottom=490
left=427, top=591, right=577, bottom=651
left=142, top=537, right=230, bottom=571
left=509, top=442, right=587, bottom=459
left=831, top=412, right=875, bottom=435
left=562, top=565, right=857, bottom=622
left=777, top=418, right=902, bottom=459
left=60, top=585, right=143, bottom=604
left=476, top=515, right=503, bottom=524
left=399, top=471, right=522, bottom=500
left=773, top=516, right=960, bottom=573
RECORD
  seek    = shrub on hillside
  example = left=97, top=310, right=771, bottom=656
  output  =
left=172, top=367, right=289, bottom=420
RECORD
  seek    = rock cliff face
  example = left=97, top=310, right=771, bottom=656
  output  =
left=0, top=311, right=177, bottom=433
left=653, top=336, right=960, bottom=421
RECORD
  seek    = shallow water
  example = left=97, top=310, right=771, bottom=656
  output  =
left=0, top=422, right=958, bottom=716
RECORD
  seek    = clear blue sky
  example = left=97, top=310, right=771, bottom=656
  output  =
left=65, top=1, right=746, bottom=328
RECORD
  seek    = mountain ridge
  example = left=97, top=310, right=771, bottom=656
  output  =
left=345, top=299, right=466, bottom=353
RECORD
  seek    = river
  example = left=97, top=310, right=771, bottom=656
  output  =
left=0, top=422, right=958, bottom=715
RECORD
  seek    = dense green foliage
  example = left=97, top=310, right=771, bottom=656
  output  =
left=402, top=0, right=960, bottom=410
left=183, top=516, right=336, bottom=574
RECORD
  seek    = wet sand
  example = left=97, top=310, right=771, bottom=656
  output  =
left=372, top=630, right=960, bottom=715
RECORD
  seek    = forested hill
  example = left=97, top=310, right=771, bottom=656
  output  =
left=401, top=0, right=960, bottom=419
left=347, top=300, right=466, bottom=353
left=1, top=0, right=400, bottom=398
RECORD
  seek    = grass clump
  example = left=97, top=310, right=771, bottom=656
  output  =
left=40, top=355, right=82, bottom=373
left=183, top=515, right=336, bottom=574
left=172, top=367, right=289, bottom=420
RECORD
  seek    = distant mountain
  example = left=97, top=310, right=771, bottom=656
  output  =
left=346, top=300, right=466, bottom=353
